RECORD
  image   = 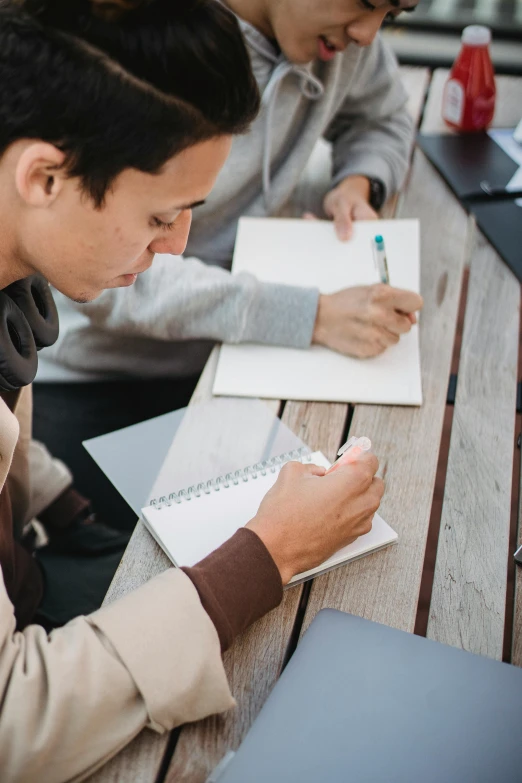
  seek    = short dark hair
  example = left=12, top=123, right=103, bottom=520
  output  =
left=0, top=1, right=260, bottom=205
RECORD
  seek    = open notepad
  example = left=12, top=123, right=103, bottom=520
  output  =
left=141, top=449, right=398, bottom=586
left=213, top=217, right=422, bottom=406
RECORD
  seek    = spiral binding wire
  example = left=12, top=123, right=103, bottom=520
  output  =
left=149, top=446, right=312, bottom=509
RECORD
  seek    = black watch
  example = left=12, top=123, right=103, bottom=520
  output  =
left=368, top=177, right=385, bottom=211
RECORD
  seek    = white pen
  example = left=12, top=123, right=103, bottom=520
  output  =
left=327, top=436, right=372, bottom=474
left=374, top=234, right=390, bottom=285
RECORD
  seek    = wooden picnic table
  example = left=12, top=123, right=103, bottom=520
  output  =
left=89, top=67, right=522, bottom=783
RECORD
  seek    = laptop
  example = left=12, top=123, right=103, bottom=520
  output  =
left=216, top=609, right=522, bottom=783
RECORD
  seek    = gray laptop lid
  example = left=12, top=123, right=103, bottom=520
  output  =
left=218, top=609, right=522, bottom=783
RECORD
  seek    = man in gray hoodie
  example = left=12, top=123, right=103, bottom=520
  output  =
left=35, top=0, right=423, bottom=520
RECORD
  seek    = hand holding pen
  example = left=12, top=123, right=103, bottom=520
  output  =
left=373, top=233, right=417, bottom=327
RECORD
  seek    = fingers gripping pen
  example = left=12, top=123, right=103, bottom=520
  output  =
left=327, top=436, right=372, bottom=474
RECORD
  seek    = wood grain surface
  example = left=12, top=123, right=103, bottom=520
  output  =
left=427, top=234, right=520, bottom=659
left=301, top=145, right=472, bottom=637
left=513, top=455, right=522, bottom=667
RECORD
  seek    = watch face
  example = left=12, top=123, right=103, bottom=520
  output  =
left=369, top=178, right=385, bottom=211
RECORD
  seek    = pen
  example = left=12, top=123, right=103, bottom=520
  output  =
left=461, top=181, right=522, bottom=202
left=327, top=436, right=372, bottom=474
left=374, top=235, right=390, bottom=284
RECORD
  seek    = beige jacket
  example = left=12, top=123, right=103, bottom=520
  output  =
left=0, top=387, right=235, bottom=783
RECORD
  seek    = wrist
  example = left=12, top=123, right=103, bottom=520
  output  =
left=183, top=528, right=283, bottom=652
left=246, top=518, right=294, bottom=586
left=312, top=294, right=328, bottom=347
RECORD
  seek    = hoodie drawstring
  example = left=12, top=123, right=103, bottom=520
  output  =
left=247, top=35, right=325, bottom=210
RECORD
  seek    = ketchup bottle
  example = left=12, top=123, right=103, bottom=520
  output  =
left=442, top=25, right=496, bottom=132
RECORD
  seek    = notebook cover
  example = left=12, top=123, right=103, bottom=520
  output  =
left=418, top=131, right=520, bottom=199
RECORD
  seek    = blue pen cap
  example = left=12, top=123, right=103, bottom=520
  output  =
left=375, top=234, right=384, bottom=247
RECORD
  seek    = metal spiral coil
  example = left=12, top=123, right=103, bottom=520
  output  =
left=149, top=446, right=311, bottom=509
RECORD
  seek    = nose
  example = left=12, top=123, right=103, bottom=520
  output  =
left=346, top=12, right=385, bottom=47
left=148, top=210, right=193, bottom=256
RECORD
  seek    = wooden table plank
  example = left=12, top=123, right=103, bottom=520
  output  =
left=301, top=144, right=472, bottom=636
left=513, top=457, right=522, bottom=667
left=427, top=234, right=520, bottom=659
left=420, top=69, right=522, bottom=661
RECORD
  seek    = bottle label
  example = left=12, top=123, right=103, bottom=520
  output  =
left=443, top=79, right=464, bottom=126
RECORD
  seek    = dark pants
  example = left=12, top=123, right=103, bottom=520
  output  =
left=33, top=376, right=200, bottom=532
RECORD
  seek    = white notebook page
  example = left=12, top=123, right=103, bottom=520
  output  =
left=141, top=451, right=398, bottom=584
left=213, top=217, right=422, bottom=406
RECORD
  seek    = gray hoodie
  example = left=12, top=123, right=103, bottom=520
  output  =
left=39, top=20, right=413, bottom=381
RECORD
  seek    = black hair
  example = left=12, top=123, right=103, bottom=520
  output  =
left=22, top=0, right=260, bottom=136
left=0, top=1, right=260, bottom=205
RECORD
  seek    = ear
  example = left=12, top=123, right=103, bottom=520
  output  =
left=14, top=143, right=67, bottom=208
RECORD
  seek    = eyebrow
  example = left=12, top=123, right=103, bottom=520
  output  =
left=161, top=199, right=206, bottom=214
left=389, top=0, right=418, bottom=10
left=179, top=199, right=206, bottom=210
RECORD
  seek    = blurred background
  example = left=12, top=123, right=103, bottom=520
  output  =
left=383, top=0, right=522, bottom=74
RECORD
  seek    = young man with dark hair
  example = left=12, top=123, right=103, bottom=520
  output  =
left=0, top=3, right=383, bottom=780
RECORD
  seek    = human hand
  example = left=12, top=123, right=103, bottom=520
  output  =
left=322, top=175, right=378, bottom=241
left=312, top=283, right=423, bottom=359
left=246, top=452, right=383, bottom=585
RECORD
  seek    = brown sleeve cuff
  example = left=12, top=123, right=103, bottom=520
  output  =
left=38, top=488, right=91, bottom=530
left=182, top=528, right=283, bottom=652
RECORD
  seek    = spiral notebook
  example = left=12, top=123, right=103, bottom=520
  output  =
left=141, top=448, right=398, bottom=585
left=212, top=217, right=422, bottom=406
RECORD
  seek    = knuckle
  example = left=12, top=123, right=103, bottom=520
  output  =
left=399, top=316, right=412, bottom=333
left=369, top=340, right=386, bottom=356
left=354, top=460, right=375, bottom=483
left=373, top=476, right=385, bottom=497
left=369, top=495, right=381, bottom=514
left=362, top=516, right=374, bottom=535
left=369, top=454, right=380, bottom=474
left=279, top=462, right=298, bottom=479
left=369, top=283, right=390, bottom=305
left=369, top=283, right=389, bottom=304
left=373, top=306, right=388, bottom=326
left=359, top=451, right=378, bottom=471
